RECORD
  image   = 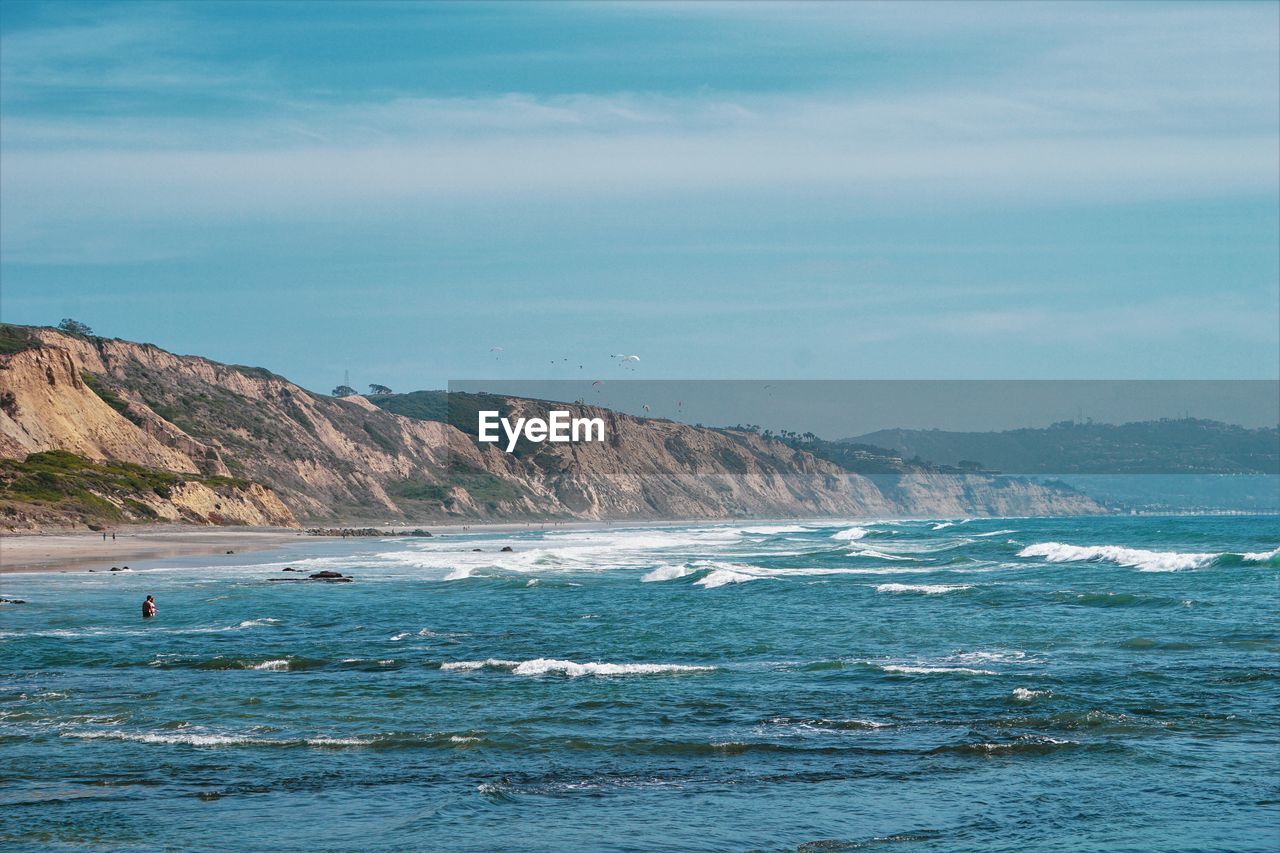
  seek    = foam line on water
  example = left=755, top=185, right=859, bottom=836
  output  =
left=875, top=583, right=973, bottom=595
left=440, top=658, right=715, bottom=677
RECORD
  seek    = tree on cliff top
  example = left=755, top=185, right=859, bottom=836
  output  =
left=368, top=383, right=393, bottom=396
left=57, top=318, right=93, bottom=337
left=332, top=384, right=357, bottom=397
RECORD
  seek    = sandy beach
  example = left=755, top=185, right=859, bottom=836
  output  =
left=0, top=526, right=308, bottom=574
left=0, top=518, right=757, bottom=574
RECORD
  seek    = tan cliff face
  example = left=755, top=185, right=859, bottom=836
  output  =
left=865, top=471, right=1105, bottom=518
left=0, top=344, right=202, bottom=473
left=1, top=326, right=1104, bottom=527
left=24, top=328, right=458, bottom=520
left=480, top=398, right=882, bottom=520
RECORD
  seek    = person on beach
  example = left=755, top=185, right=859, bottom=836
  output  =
left=142, top=596, right=156, bottom=619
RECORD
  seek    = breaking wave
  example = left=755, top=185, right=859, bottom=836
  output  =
left=875, top=664, right=996, bottom=676
left=440, top=658, right=715, bottom=677
left=1018, top=542, right=1279, bottom=572
left=846, top=548, right=919, bottom=561
left=248, top=659, right=290, bottom=671
left=875, top=583, right=973, bottom=595
left=640, top=563, right=696, bottom=583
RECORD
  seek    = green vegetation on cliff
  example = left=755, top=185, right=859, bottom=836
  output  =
left=0, top=324, right=38, bottom=355
left=0, top=450, right=253, bottom=528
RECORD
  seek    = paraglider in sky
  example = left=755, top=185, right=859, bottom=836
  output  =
left=642, top=404, right=650, bottom=413
left=591, top=380, right=604, bottom=393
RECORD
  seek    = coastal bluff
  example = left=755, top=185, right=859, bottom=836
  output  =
left=0, top=324, right=1102, bottom=529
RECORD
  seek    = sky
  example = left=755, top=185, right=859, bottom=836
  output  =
left=1, top=1, right=1277, bottom=393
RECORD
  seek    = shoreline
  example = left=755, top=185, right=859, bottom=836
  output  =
left=0, top=526, right=306, bottom=574
left=0, top=517, right=837, bottom=574
left=0, top=511, right=1190, bottom=575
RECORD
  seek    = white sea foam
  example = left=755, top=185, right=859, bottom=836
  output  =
left=249, top=659, right=290, bottom=671
left=676, top=560, right=942, bottom=587
left=878, top=664, right=995, bottom=675
left=440, top=659, right=519, bottom=671
left=847, top=548, right=918, bottom=561
left=1011, top=687, right=1052, bottom=701
left=1241, top=547, right=1280, bottom=562
left=831, top=526, right=869, bottom=541
left=441, top=658, right=714, bottom=677
left=973, top=529, right=1017, bottom=537
left=875, top=583, right=973, bottom=595
left=305, top=737, right=370, bottom=747
left=949, top=650, right=1034, bottom=665
left=696, top=569, right=763, bottom=588
left=236, top=618, right=280, bottom=628
left=64, top=730, right=267, bottom=747
left=641, top=563, right=696, bottom=582
left=443, top=567, right=476, bottom=581
left=931, top=519, right=971, bottom=530
left=1018, top=542, right=1217, bottom=572
left=515, top=659, right=714, bottom=677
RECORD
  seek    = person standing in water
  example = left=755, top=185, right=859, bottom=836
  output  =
left=142, top=596, right=156, bottom=619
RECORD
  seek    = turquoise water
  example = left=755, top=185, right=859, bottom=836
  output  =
left=2, top=516, right=1277, bottom=851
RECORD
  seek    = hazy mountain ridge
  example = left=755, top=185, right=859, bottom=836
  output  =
left=850, top=419, right=1279, bottom=475
left=0, top=325, right=1104, bottom=529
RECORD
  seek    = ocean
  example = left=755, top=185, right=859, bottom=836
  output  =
left=2, top=515, right=1277, bottom=851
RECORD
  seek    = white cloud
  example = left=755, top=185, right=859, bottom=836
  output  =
left=0, top=2, right=1275, bottom=264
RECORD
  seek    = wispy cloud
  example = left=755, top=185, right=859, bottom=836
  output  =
left=2, top=2, right=1274, bottom=262
left=0, top=1, right=1275, bottom=384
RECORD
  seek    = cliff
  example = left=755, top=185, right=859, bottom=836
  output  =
left=0, top=450, right=295, bottom=532
left=0, top=325, right=1105, bottom=529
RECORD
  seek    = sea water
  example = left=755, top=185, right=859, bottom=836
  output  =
left=1, top=516, right=1277, bottom=851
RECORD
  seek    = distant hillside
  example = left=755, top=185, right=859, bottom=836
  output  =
left=850, top=419, right=1279, bottom=475
left=0, top=324, right=1104, bottom=530
left=370, top=392, right=1104, bottom=519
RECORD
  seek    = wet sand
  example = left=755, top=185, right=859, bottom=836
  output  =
left=0, top=519, right=709, bottom=573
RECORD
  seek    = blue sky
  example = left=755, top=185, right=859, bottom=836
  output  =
left=1, top=1, right=1277, bottom=392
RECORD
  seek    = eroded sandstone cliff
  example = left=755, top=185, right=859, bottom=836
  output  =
left=0, top=326, right=1105, bottom=528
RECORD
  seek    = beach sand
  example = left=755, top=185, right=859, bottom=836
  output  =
left=0, top=526, right=306, bottom=574
left=0, top=518, right=724, bottom=573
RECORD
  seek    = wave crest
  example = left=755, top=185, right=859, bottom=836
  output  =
left=1018, top=542, right=1277, bottom=572
left=875, top=583, right=973, bottom=595
left=441, top=658, right=714, bottom=677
